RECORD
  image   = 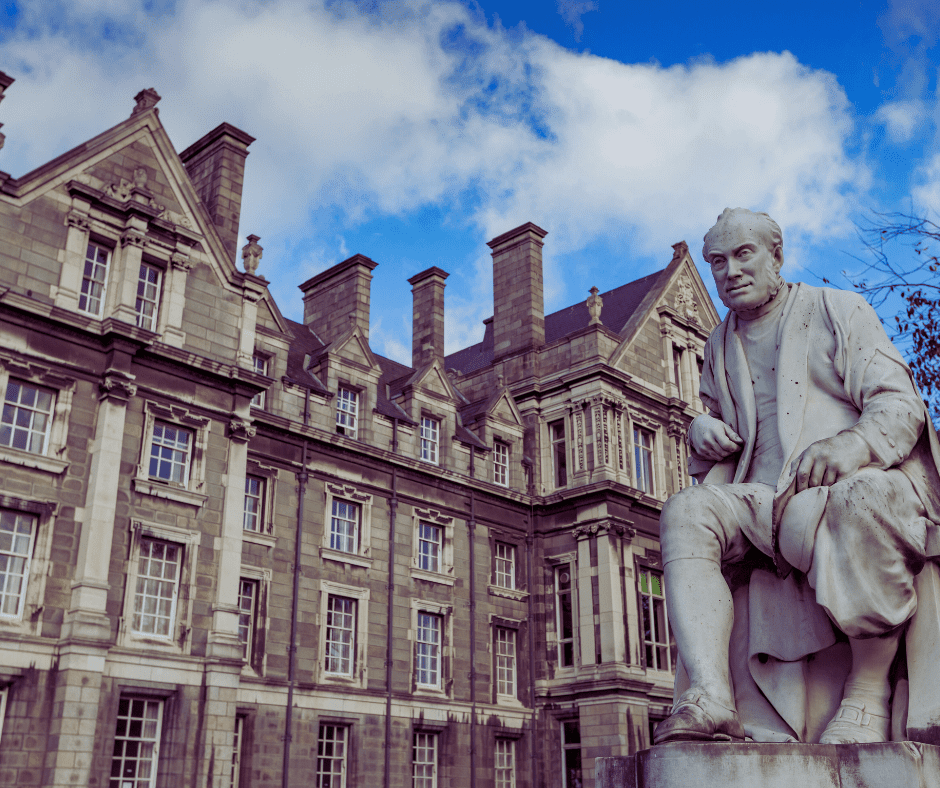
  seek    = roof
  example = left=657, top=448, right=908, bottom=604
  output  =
left=444, top=268, right=664, bottom=375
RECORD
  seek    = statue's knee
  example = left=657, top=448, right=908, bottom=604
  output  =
left=660, top=488, right=701, bottom=534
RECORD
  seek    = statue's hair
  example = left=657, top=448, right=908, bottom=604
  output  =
left=703, top=208, right=783, bottom=260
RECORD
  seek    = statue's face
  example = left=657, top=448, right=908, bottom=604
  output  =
left=704, top=219, right=783, bottom=313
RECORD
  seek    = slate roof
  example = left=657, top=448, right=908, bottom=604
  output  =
left=444, top=268, right=664, bottom=375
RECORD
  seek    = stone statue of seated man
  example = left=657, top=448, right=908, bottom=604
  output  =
left=654, top=208, right=940, bottom=745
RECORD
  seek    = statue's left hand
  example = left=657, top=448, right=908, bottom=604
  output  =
left=792, top=431, right=874, bottom=492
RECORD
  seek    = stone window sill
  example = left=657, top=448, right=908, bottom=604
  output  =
left=487, top=584, right=529, bottom=601
left=411, top=567, right=455, bottom=587
left=496, top=695, right=525, bottom=708
left=320, top=547, right=373, bottom=569
left=0, top=447, right=69, bottom=475
left=243, top=529, right=277, bottom=549
left=132, top=478, right=208, bottom=507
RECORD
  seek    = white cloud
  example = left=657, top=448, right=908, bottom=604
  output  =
left=1, top=0, right=871, bottom=339
left=557, top=0, right=598, bottom=42
left=875, top=98, right=929, bottom=143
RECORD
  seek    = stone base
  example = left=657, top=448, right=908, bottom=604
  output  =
left=595, top=742, right=940, bottom=788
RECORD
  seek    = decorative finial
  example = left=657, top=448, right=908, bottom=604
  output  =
left=497, top=374, right=505, bottom=387
left=241, top=234, right=262, bottom=274
left=132, top=88, right=161, bottom=116
left=587, top=285, right=603, bottom=325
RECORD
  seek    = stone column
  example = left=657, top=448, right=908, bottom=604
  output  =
left=54, top=203, right=92, bottom=312
left=576, top=532, right=597, bottom=667
left=110, top=221, right=148, bottom=325
left=595, top=523, right=634, bottom=664
left=237, top=273, right=267, bottom=368
left=64, top=369, right=136, bottom=642
left=162, top=248, right=191, bottom=348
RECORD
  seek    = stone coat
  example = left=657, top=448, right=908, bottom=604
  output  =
left=685, top=282, right=940, bottom=743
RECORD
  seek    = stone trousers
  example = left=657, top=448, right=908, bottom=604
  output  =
left=660, top=469, right=930, bottom=638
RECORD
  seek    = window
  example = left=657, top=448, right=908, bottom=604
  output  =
left=550, top=420, right=567, bottom=488
left=412, top=732, right=438, bottom=788
left=672, top=345, right=684, bottom=397
left=0, top=686, right=7, bottom=745
left=335, top=388, right=359, bottom=439
left=0, top=509, right=35, bottom=619
left=495, top=627, right=516, bottom=698
left=80, top=241, right=110, bottom=316
left=494, top=542, right=515, bottom=590
left=324, top=595, right=356, bottom=676
left=132, top=538, right=181, bottom=637
left=638, top=567, right=674, bottom=671
left=493, top=441, right=509, bottom=486
left=634, top=427, right=654, bottom=494
left=111, top=696, right=163, bottom=788
left=330, top=500, right=360, bottom=554
left=148, top=421, right=192, bottom=485
left=238, top=578, right=258, bottom=661
left=555, top=565, right=575, bottom=667
left=135, top=263, right=162, bottom=331
left=415, top=612, right=441, bottom=688
left=250, top=354, right=268, bottom=409
left=561, top=721, right=582, bottom=788
left=1, top=379, right=54, bottom=455
left=243, top=476, right=265, bottom=532
left=420, top=417, right=439, bottom=464
left=495, top=739, right=516, bottom=788
left=316, top=724, right=348, bottom=788
left=230, top=715, right=245, bottom=788
left=417, top=523, right=441, bottom=573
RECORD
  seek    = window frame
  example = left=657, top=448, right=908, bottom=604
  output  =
left=495, top=738, right=516, bottom=788
left=110, top=695, right=164, bottom=788
left=494, top=626, right=517, bottom=699
left=553, top=563, right=576, bottom=669
left=633, top=425, right=655, bottom=495
left=493, top=541, right=516, bottom=590
left=412, top=731, right=438, bottom=788
left=411, top=598, right=451, bottom=696
left=131, top=537, right=182, bottom=639
left=243, top=461, right=278, bottom=544
left=237, top=577, right=259, bottom=663
left=243, top=475, right=266, bottom=533
left=317, top=580, right=370, bottom=687
left=493, top=441, right=509, bottom=487
left=324, top=594, right=358, bottom=678
left=119, top=520, right=200, bottom=653
left=230, top=713, right=247, bottom=788
left=410, top=508, right=455, bottom=585
left=148, top=420, right=193, bottom=486
left=0, top=498, right=55, bottom=635
left=238, top=565, right=270, bottom=674
left=329, top=498, right=360, bottom=555
left=0, top=360, right=75, bottom=475
left=316, top=723, right=349, bottom=788
left=133, top=402, right=210, bottom=507
left=420, top=416, right=440, bottom=465
left=321, top=482, right=373, bottom=568
left=79, top=240, right=111, bottom=317
left=335, top=386, right=360, bottom=439
left=134, top=261, right=163, bottom=332
left=0, top=508, right=36, bottom=621
left=250, top=353, right=270, bottom=409
left=549, top=418, right=568, bottom=489
left=636, top=563, right=674, bottom=672
left=561, top=720, right=582, bottom=788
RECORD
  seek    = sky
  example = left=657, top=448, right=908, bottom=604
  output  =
left=1, top=0, right=939, bottom=366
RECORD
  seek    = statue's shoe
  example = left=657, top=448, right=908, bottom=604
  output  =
left=819, top=699, right=889, bottom=744
left=653, top=689, right=746, bottom=744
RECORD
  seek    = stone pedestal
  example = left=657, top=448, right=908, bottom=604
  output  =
left=596, top=742, right=940, bottom=788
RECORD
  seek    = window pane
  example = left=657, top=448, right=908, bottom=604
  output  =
left=325, top=596, right=356, bottom=676
left=330, top=500, right=359, bottom=554
left=149, top=422, right=192, bottom=484
left=132, top=539, right=180, bottom=636
left=0, top=379, right=55, bottom=455
left=316, top=725, right=347, bottom=788
left=110, top=697, right=162, bottom=788
left=0, top=510, right=35, bottom=619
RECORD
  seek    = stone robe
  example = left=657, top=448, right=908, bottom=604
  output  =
left=681, top=282, right=940, bottom=744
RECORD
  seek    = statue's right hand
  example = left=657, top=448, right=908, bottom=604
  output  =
left=689, top=414, right=744, bottom=461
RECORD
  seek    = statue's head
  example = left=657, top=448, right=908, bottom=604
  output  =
left=703, top=208, right=785, bottom=315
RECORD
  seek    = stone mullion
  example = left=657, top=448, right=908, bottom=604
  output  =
left=573, top=405, right=587, bottom=477
left=596, top=529, right=626, bottom=663
left=110, top=222, right=147, bottom=324
left=162, top=250, right=191, bottom=347
left=576, top=536, right=596, bottom=668
left=55, top=206, right=92, bottom=311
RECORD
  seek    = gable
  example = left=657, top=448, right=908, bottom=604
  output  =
left=331, top=331, right=380, bottom=373
left=416, top=364, right=456, bottom=400
left=487, top=391, right=522, bottom=426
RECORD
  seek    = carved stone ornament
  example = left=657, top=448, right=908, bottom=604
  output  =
left=107, top=178, right=133, bottom=202
left=587, top=285, right=603, bottom=325
left=242, top=234, right=263, bottom=274
left=132, top=87, right=161, bottom=116
left=133, top=168, right=148, bottom=188
left=121, top=228, right=147, bottom=249
left=171, top=251, right=192, bottom=271
left=573, top=520, right=636, bottom=541
left=66, top=209, right=91, bottom=232
left=674, top=275, right=700, bottom=323
left=99, top=375, right=137, bottom=403
left=228, top=419, right=256, bottom=443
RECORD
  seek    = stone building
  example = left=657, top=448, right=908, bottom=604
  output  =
left=0, top=76, right=718, bottom=788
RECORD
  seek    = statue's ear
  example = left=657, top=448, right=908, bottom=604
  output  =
left=772, top=244, right=784, bottom=274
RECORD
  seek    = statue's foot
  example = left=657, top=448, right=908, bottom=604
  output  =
left=819, top=699, right=889, bottom=744
left=653, top=689, right=746, bottom=745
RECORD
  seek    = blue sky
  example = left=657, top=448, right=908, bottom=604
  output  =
left=1, top=0, right=938, bottom=364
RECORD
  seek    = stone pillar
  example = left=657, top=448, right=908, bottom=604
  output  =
left=488, top=222, right=546, bottom=359
left=237, top=272, right=267, bottom=368
left=161, top=249, right=191, bottom=348
left=42, top=645, right=106, bottom=787
left=65, top=368, right=136, bottom=643
left=596, top=524, right=633, bottom=664
left=206, top=418, right=256, bottom=662
left=299, top=254, right=378, bottom=345
left=110, top=220, right=148, bottom=325
left=576, top=532, right=597, bottom=667
left=408, top=266, right=449, bottom=370
left=196, top=665, right=242, bottom=788
left=54, top=201, right=92, bottom=312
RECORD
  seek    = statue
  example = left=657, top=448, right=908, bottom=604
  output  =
left=654, top=208, right=940, bottom=746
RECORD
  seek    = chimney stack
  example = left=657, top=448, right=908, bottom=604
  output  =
left=488, top=222, right=547, bottom=359
left=408, top=267, right=449, bottom=370
left=180, top=122, right=255, bottom=263
left=299, top=254, right=378, bottom=346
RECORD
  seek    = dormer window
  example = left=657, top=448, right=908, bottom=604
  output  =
left=336, top=388, right=359, bottom=439
left=493, top=441, right=509, bottom=487
left=420, top=417, right=440, bottom=464
left=80, top=242, right=110, bottom=317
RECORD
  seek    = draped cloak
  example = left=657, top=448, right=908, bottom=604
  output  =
left=680, top=283, right=940, bottom=744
